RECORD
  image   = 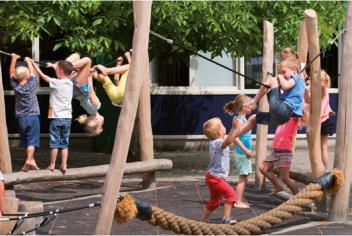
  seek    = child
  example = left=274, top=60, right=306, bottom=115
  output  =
left=233, top=57, right=306, bottom=138
left=92, top=51, right=131, bottom=107
left=47, top=54, right=104, bottom=135
left=302, top=70, right=335, bottom=170
left=224, top=95, right=253, bottom=208
left=200, top=117, right=237, bottom=224
left=9, top=54, right=40, bottom=172
left=0, top=171, right=4, bottom=217
left=258, top=117, right=300, bottom=196
left=30, top=59, right=73, bottom=173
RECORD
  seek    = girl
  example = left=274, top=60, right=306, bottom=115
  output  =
left=224, top=95, right=253, bottom=208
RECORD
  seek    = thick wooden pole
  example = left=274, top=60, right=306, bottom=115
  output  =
left=255, top=21, right=273, bottom=190
left=138, top=61, right=155, bottom=187
left=304, top=9, right=325, bottom=179
left=297, top=22, right=308, bottom=66
left=0, top=61, right=12, bottom=173
left=329, top=1, right=352, bottom=222
left=94, top=1, right=152, bottom=234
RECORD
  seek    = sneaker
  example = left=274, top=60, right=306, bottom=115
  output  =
left=221, top=217, right=237, bottom=225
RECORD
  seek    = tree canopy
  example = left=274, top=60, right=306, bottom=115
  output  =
left=0, top=1, right=345, bottom=62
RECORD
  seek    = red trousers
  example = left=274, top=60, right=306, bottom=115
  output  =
left=205, top=172, right=236, bottom=211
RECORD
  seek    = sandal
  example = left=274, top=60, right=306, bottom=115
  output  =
left=222, top=217, right=237, bottom=225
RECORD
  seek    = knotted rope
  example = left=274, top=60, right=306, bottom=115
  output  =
left=114, top=169, right=343, bottom=235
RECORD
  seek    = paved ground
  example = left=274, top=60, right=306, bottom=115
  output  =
left=6, top=142, right=352, bottom=235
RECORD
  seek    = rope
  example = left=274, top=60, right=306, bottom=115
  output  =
left=114, top=170, right=344, bottom=235
left=150, top=30, right=270, bottom=89
left=0, top=50, right=47, bottom=67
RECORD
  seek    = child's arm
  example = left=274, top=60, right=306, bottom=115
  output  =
left=222, top=119, right=238, bottom=149
left=9, top=53, right=20, bottom=79
left=24, top=57, right=35, bottom=75
left=29, top=59, right=50, bottom=83
left=278, top=74, right=296, bottom=90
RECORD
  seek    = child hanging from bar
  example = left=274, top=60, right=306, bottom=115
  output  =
left=46, top=54, right=104, bottom=135
left=232, top=56, right=306, bottom=139
left=91, top=51, right=131, bottom=107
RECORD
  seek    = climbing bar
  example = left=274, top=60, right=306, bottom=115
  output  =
left=0, top=50, right=47, bottom=67
left=150, top=30, right=270, bottom=88
left=114, top=170, right=343, bottom=235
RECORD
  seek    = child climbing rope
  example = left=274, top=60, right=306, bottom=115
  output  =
left=91, top=51, right=131, bottom=107
left=201, top=117, right=237, bottom=224
left=224, top=95, right=254, bottom=208
left=233, top=57, right=306, bottom=138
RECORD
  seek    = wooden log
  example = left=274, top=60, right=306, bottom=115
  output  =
left=0, top=61, right=12, bottom=173
left=272, top=169, right=312, bottom=185
left=3, top=159, right=172, bottom=188
left=94, top=2, right=153, bottom=234
left=297, top=22, right=308, bottom=67
left=329, top=1, right=352, bottom=222
left=138, top=61, right=155, bottom=188
left=255, top=20, right=273, bottom=190
left=304, top=9, right=325, bottom=179
left=0, top=197, right=19, bottom=234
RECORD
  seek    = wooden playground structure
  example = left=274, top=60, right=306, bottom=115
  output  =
left=0, top=1, right=352, bottom=235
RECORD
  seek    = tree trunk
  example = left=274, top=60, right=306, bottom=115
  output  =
left=304, top=9, right=325, bottom=179
left=94, top=1, right=152, bottom=234
left=138, top=61, right=155, bottom=188
left=329, top=1, right=352, bottom=222
left=255, top=20, right=273, bottom=190
left=0, top=61, right=12, bottom=173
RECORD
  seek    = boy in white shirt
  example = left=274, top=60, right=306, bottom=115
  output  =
left=29, top=59, right=73, bottom=173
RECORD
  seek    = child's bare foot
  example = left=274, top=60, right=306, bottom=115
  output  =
left=21, top=163, right=30, bottom=172
left=234, top=201, right=251, bottom=209
left=269, top=187, right=284, bottom=196
left=60, top=165, right=67, bottom=174
left=29, top=163, right=40, bottom=170
left=47, top=165, right=55, bottom=171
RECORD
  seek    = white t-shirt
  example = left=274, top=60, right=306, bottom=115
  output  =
left=49, top=78, right=73, bottom=118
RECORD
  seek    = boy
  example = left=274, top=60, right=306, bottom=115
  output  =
left=259, top=117, right=300, bottom=196
left=29, top=59, right=73, bottom=173
left=201, top=117, right=237, bottom=224
left=233, top=57, right=306, bottom=138
left=9, top=54, right=40, bottom=172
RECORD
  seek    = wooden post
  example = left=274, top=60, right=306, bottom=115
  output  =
left=304, top=9, right=325, bottom=179
left=329, top=1, right=352, bottom=222
left=297, top=22, right=308, bottom=67
left=255, top=21, right=273, bottom=190
left=138, top=61, right=155, bottom=188
left=0, top=61, right=12, bottom=173
left=94, top=1, right=152, bottom=234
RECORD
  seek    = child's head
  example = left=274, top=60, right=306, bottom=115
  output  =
left=224, top=94, right=252, bottom=116
left=203, top=117, right=226, bottom=140
left=280, top=47, right=299, bottom=61
left=279, top=58, right=300, bottom=78
left=75, top=114, right=104, bottom=136
left=320, top=70, right=331, bottom=88
left=14, top=66, right=30, bottom=82
left=56, top=60, right=75, bottom=79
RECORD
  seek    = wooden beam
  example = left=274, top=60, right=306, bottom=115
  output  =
left=0, top=61, right=12, bottom=173
left=255, top=20, right=273, bottom=190
left=3, top=159, right=172, bottom=188
left=297, top=22, right=308, bottom=66
left=329, top=1, right=352, bottom=222
left=94, top=1, right=153, bottom=234
left=304, top=9, right=325, bottom=179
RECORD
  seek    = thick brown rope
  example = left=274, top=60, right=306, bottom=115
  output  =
left=114, top=170, right=344, bottom=235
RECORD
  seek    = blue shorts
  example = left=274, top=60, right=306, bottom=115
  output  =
left=49, top=118, right=72, bottom=149
left=256, top=87, right=293, bottom=126
left=18, top=115, right=40, bottom=148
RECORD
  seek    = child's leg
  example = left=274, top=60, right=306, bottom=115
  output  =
left=234, top=175, right=250, bottom=208
left=251, top=75, right=277, bottom=105
left=279, top=167, right=299, bottom=195
left=48, top=148, right=58, bottom=171
left=26, top=146, right=39, bottom=170
left=59, top=119, right=71, bottom=173
left=87, top=76, right=101, bottom=109
left=321, top=135, right=329, bottom=171
left=60, top=148, right=68, bottom=173
left=72, top=57, right=92, bottom=85
left=200, top=207, right=213, bottom=222
left=259, top=161, right=284, bottom=195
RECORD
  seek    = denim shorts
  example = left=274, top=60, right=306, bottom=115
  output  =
left=49, top=118, right=72, bottom=148
left=18, top=115, right=40, bottom=148
left=256, top=87, right=293, bottom=126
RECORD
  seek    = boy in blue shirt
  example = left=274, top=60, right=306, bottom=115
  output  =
left=9, top=54, right=40, bottom=172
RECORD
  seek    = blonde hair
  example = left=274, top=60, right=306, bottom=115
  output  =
left=281, top=58, right=300, bottom=72
left=280, top=47, right=299, bottom=61
left=203, top=117, right=221, bottom=140
left=75, top=114, right=103, bottom=136
left=14, top=66, right=29, bottom=81
left=223, top=94, right=251, bottom=116
left=320, top=70, right=331, bottom=88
